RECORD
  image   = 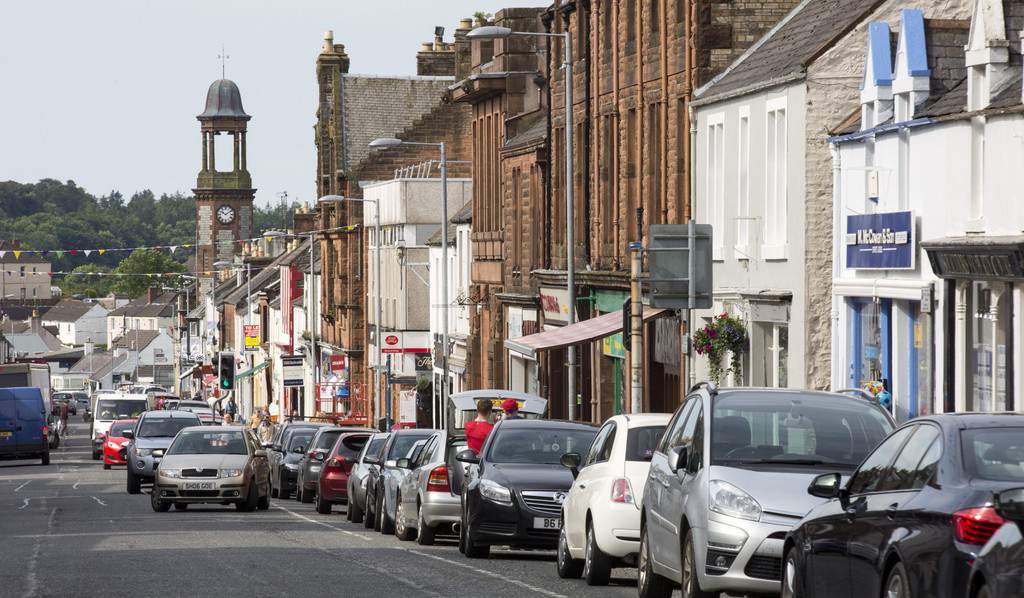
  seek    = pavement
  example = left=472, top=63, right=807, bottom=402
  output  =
left=0, top=422, right=659, bottom=598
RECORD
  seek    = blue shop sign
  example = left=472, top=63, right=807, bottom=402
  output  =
left=846, top=211, right=915, bottom=269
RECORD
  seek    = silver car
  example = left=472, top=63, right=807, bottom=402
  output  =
left=346, top=433, right=389, bottom=524
left=638, top=384, right=894, bottom=598
left=376, top=433, right=433, bottom=535
left=125, top=410, right=201, bottom=494
left=394, top=430, right=467, bottom=544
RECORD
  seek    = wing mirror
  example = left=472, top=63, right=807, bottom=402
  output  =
left=313, top=451, right=326, bottom=462
left=808, top=472, right=843, bottom=499
left=272, top=444, right=282, bottom=452
left=995, top=487, right=1024, bottom=522
left=560, top=452, right=582, bottom=479
left=395, top=458, right=411, bottom=469
left=384, top=459, right=398, bottom=469
left=363, top=455, right=380, bottom=465
left=254, top=449, right=267, bottom=458
left=667, top=446, right=687, bottom=473
left=292, top=446, right=305, bottom=454
left=261, top=442, right=273, bottom=449
left=455, top=449, right=480, bottom=464
left=122, top=430, right=134, bottom=439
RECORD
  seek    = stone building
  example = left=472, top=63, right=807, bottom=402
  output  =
left=0, top=241, right=52, bottom=302
left=314, top=25, right=473, bottom=423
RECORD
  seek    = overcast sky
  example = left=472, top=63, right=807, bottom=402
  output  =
left=0, top=1, right=544, bottom=208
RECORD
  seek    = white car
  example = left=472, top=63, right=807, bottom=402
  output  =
left=557, top=413, right=671, bottom=585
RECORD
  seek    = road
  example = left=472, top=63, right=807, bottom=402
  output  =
left=0, top=422, right=650, bottom=598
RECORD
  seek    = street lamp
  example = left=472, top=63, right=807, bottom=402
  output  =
left=319, top=194, right=383, bottom=428
left=212, top=260, right=232, bottom=406
left=468, top=23, right=579, bottom=419
left=369, top=137, right=450, bottom=429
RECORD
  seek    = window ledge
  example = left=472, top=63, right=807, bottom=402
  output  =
left=761, top=243, right=788, bottom=261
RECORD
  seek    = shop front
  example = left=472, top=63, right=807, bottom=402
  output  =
left=505, top=304, right=539, bottom=396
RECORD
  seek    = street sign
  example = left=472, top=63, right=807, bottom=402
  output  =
left=648, top=223, right=714, bottom=309
left=244, top=325, right=260, bottom=352
left=282, top=355, right=305, bottom=387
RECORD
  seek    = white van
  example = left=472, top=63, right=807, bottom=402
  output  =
left=90, top=392, right=148, bottom=460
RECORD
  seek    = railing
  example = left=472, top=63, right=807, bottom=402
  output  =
left=314, top=381, right=371, bottom=426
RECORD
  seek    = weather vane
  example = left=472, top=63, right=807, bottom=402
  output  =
left=217, top=45, right=230, bottom=78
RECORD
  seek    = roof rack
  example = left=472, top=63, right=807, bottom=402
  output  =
left=688, top=380, right=719, bottom=396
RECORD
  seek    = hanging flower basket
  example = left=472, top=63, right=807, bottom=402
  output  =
left=693, top=312, right=749, bottom=385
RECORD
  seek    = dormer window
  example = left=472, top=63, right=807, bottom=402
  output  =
left=964, top=0, right=1009, bottom=111
left=892, top=10, right=930, bottom=122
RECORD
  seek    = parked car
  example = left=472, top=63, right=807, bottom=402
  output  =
left=90, top=393, right=148, bottom=460
left=152, top=426, right=270, bottom=512
left=268, top=422, right=328, bottom=499
left=316, top=431, right=373, bottom=514
left=175, top=400, right=218, bottom=425
left=102, top=419, right=138, bottom=469
left=967, top=487, right=1024, bottom=598
left=457, top=418, right=598, bottom=558
left=0, top=387, right=50, bottom=465
left=125, top=410, right=202, bottom=494
left=53, top=391, right=80, bottom=415
left=557, top=413, right=670, bottom=585
left=295, top=426, right=373, bottom=503
left=371, top=429, right=435, bottom=534
left=638, top=384, right=894, bottom=598
left=394, top=430, right=468, bottom=544
left=782, top=413, right=1024, bottom=598
left=346, top=433, right=389, bottom=524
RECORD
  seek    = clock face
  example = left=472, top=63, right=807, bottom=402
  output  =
left=216, top=205, right=235, bottom=224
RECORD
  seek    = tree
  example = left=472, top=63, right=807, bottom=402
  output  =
left=111, top=249, right=186, bottom=297
left=62, top=265, right=115, bottom=298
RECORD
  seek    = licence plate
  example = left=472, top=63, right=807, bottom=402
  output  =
left=0, top=431, right=11, bottom=438
left=533, top=517, right=561, bottom=530
left=183, top=482, right=215, bottom=490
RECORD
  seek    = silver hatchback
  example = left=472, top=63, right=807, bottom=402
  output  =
left=638, top=385, right=893, bottom=598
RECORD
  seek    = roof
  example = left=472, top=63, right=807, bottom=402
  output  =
left=42, top=299, right=100, bottom=323
left=427, top=201, right=472, bottom=246
left=4, top=333, right=58, bottom=356
left=223, top=243, right=309, bottom=305
left=110, top=330, right=161, bottom=351
left=695, top=0, right=884, bottom=103
left=0, top=240, right=48, bottom=264
left=108, top=291, right=178, bottom=318
left=504, top=111, right=548, bottom=149
left=198, top=79, right=249, bottom=119
left=69, top=351, right=112, bottom=374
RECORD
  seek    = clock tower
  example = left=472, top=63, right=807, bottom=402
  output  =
left=194, top=79, right=255, bottom=295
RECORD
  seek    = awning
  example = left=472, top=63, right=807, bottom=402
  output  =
left=178, top=365, right=201, bottom=380
left=236, top=361, right=270, bottom=379
left=504, top=307, right=668, bottom=358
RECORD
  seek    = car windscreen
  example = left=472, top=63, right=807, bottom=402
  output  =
left=711, top=393, right=893, bottom=468
left=387, top=434, right=432, bottom=459
left=167, top=430, right=248, bottom=455
left=109, top=422, right=136, bottom=436
left=314, top=431, right=342, bottom=451
left=626, top=425, right=667, bottom=461
left=138, top=417, right=199, bottom=438
left=95, top=399, right=146, bottom=420
left=287, top=430, right=316, bottom=451
left=963, top=427, right=1024, bottom=482
left=54, top=393, right=72, bottom=401
left=337, top=434, right=370, bottom=459
left=488, top=428, right=597, bottom=464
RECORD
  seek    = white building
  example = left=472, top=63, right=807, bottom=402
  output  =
left=106, top=289, right=177, bottom=347
left=831, top=0, right=1022, bottom=417
left=691, top=0, right=969, bottom=390
left=41, top=299, right=108, bottom=346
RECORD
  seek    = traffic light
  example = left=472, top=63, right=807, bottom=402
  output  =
left=218, top=354, right=235, bottom=390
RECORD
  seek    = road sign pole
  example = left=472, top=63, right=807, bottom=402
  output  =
left=384, top=354, right=392, bottom=431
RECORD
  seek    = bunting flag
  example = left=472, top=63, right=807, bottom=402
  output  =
left=13, top=251, right=21, bottom=259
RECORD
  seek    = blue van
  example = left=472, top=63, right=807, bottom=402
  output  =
left=0, top=387, right=50, bottom=465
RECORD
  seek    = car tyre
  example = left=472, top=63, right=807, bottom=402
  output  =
left=638, top=524, right=673, bottom=598
left=884, top=562, right=911, bottom=598
left=556, top=524, right=583, bottom=579
left=126, top=470, right=141, bottom=495
left=373, top=491, right=384, bottom=532
left=236, top=479, right=258, bottom=512
left=102, top=462, right=110, bottom=470
left=316, top=491, right=332, bottom=515
left=270, top=478, right=279, bottom=499
left=278, top=478, right=290, bottom=500
left=363, top=492, right=376, bottom=529
left=463, top=523, right=490, bottom=559
left=415, top=504, right=435, bottom=545
left=301, top=484, right=314, bottom=504
left=174, top=502, right=188, bottom=511
left=583, top=520, right=612, bottom=586
left=682, top=529, right=715, bottom=598
left=395, top=494, right=416, bottom=541
left=41, top=451, right=50, bottom=466
left=781, top=548, right=803, bottom=598
left=151, top=491, right=171, bottom=512
left=380, top=493, right=395, bottom=535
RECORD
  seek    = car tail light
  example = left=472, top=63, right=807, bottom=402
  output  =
left=427, top=466, right=449, bottom=493
left=953, top=507, right=1005, bottom=545
left=42, top=425, right=48, bottom=436
left=610, top=478, right=635, bottom=504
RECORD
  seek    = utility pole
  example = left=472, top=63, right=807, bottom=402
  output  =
left=630, top=208, right=644, bottom=414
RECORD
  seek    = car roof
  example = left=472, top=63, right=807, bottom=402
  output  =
left=915, top=412, right=1024, bottom=429
left=141, top=410, right=202, bottom=420
left=178, top=425, right=245, bottom=433
left=611, top=413, right=673, bottom=426
left=497, top=418, right=598, bottom=430
left=112, top=418, right=138, bottom=424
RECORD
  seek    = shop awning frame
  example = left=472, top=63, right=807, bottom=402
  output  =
left=235, top=361, right=270, bottom=379
left=504, top=307, right=668, bottom=359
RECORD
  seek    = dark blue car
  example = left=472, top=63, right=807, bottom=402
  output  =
left=0, top=387, right=50, bottom=465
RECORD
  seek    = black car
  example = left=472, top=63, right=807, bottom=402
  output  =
left=967, top=487, right=1024, bottom=598
left=782, top=413, right=1024, bottom=598
left=268, top=422, right=328, bottom=499
left=363, top=429, right=434, bottom=532
left=295, top=426, right=374, bottom=503
left=456, top=419, right=597, bottom=558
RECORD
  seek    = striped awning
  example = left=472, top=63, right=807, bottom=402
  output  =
left=504, top=307, right=668, bottom=358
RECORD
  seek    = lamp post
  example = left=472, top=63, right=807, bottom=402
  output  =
left=211, top=260, right=232, bottom=406
left=468, top=24, right=577, bottom=419
left=319, top=194, right=382, bottom=428
left=369, top=137, right=449, bottom=428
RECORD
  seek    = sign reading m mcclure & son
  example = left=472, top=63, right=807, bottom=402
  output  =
left=845, top=211, right=914, bottom=269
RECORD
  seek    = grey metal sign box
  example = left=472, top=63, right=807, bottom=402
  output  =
left=648, top=223, right=714, bottom=309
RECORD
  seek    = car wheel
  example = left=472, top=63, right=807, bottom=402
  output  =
left=583, top=520, right=612, bottom=586
left=463, top=521, right=490, bottom=559
left=458, top=510, right=467, bottom=554
left=395, top=494, right=416, bottom=541
left=556, top=524, right=583, bottom=579
left=301, top=484, right=314, bottom=504
left=363, top=492, right=375, bottom=529
left=885, top=562, right=911, bottom=598
left=781, top=548, right=803, bottom=598
left=236, top=479, right=258, bottom=512
left=173, top=502, right=188, bottom=511
left=373, top=492, right=384, bottom=532
left=380, top=493, right=396, bottom=535
left=682, top=529, right=715, bottom=598
left=415, top=504, right=435, bottom=546
left=637, top=524, right=673, bottom=598
left=150, top=490, right=171, bottom=512
left=102, top=462, right=111, bottom=470
left=349, top=492, right=364, bottom=523
left=126, top=470, right=141, bottom=495
left=41, top=451, right=50, bottom=466
left=316, top=492, right=332, bottom=515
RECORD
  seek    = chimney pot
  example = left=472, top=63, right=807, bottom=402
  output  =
left=421, top=42, right=434, bottom=52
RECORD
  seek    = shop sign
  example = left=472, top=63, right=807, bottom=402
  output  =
left=243, top=325, right=260, bottom=351
left=383, top=334, right=401, bottom=354
left=602, top=333, right=626, bottom=359
left=399, top=390, right=417, bottom=423
left=281, top=355, right=304, bottom=387
left=329, top=354, right=346, bottom=373
left=539, top=287, right=571, bottom=325
left=845, top=211, right=914, bottom=269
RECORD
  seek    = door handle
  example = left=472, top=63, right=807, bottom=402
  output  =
left=577, top=483, right=586, bottom=490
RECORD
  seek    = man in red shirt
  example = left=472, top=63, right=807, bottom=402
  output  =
left=464, top=399, right=494, bottom=453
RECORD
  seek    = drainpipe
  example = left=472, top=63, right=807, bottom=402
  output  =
left=830, top=142, right=842, bottom=391
left=687, top=102, right=698, bottom=388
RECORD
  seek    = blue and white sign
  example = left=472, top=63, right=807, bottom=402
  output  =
left=845, top=211, right=915, bottom=270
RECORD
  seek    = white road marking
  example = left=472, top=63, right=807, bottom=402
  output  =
left=14, top=480, right=31, bottom=492
left=22, top=507, right=56, bottom=598
left=18, top=498, right=30, bottom=510
left=273, top=503, right=370, bottom=539
left=409, top=549, right=567, bottom=598
left=90, top=496, right=106, bottom=506
left=72, top=481, right=80, bottom=490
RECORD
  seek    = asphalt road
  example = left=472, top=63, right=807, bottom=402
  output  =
left=0, top=422, right=655, bottom=598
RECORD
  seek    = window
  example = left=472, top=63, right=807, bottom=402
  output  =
left=659, top=397, right=696, bottom=453
left=647, top=103, right=663, bottom=223
left=847, top=426, right=915, bottom=495
left=584, top=422, right=616, bottom=467
left=706, top=114, right=725, bottom=259
left=624, top=0, right=637, bottom=53
left=602, top=1, right=613, bottom=48
left=763, top=98, right=788, bottom=258
left=878, top=425, right=941, bottom=491
left=669, top=400, right=702, bottom=451
left=648, top=0, right=660, bottom=46
left=626, top=425, right=668, bottom=461
left=736, top=108, right=751, bottom=258
left=962, top=427, right=1024, bottom=483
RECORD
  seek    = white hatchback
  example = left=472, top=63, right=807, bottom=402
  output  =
left=557, top=413, right=670, bottom=585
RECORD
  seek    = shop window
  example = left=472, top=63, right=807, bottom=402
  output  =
left=751, top=321, right=788, bottom=387
left=850, top=299, right=891, bottom=393
left=968, top=281, right=1012, bottom=411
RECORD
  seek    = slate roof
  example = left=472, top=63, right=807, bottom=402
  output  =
left=223, top=243, right=309, bottom=305
left=42, top=299, right=98, bottom=323
left=4, top=332, right=63, bottom=356
left=69, top=351, right=112, bottom=374
left=108, top=291, right=178, bottom=318
left=110, top=330, right=160, bottom=351
left=696, top=0, right=885, bottom=103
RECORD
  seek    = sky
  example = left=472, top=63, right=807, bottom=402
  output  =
left=0, top=1, right=545, bottom=208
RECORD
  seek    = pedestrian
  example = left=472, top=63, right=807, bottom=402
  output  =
left=465, top=399, right=494, bottom=454
left=500, top=398, right=523, bottom=420
left=224, top=396, right=238, bottom=421
left=222, top=413, right=234, bottom=425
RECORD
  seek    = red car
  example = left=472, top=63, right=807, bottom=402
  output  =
left=102, top=419, right=137, bottom=470
left=316, top=432, right=371, bottom=514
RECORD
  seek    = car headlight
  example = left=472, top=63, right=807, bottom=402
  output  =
left=152, top=449, right=164, bottom=458
left=478, top=479, right=513, bottom=505
left=709, top=480, right=762, bottom=522
left=160, top=469, right=182, bottom=479
left=220, top=468, right=243, bottom=478
left=135, top=448, right=152, bottom=457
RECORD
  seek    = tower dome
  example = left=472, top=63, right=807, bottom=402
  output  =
left=198, top=79, right=249, bottom=119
